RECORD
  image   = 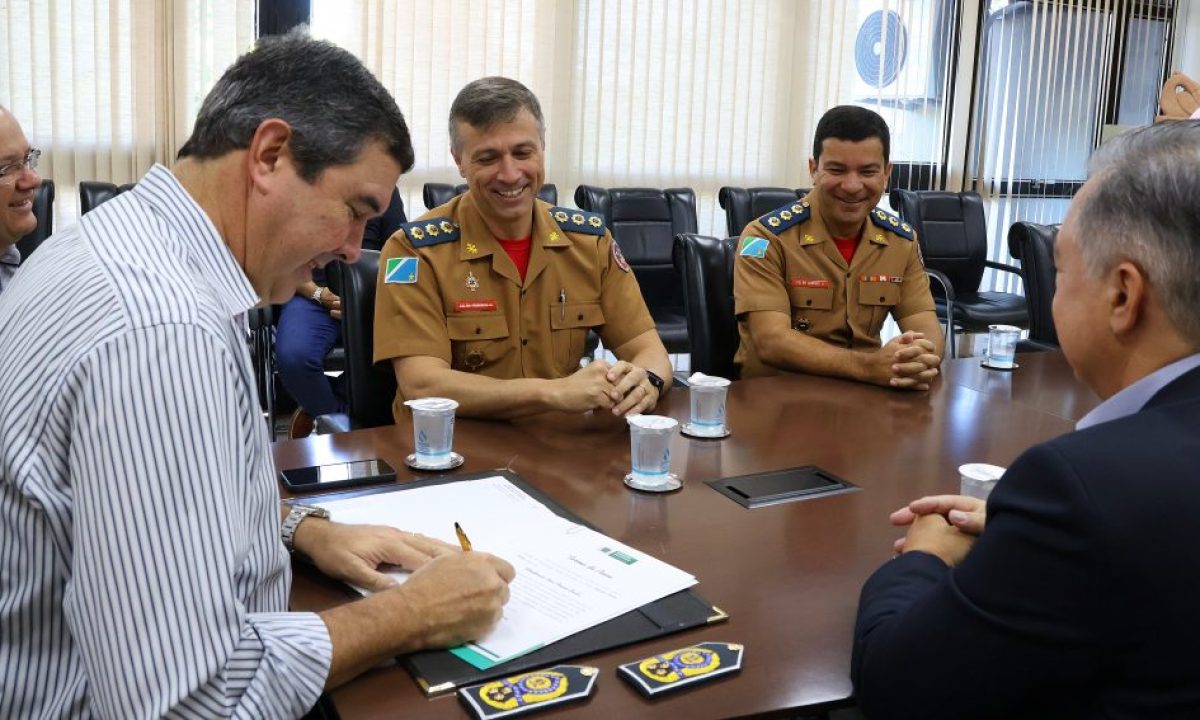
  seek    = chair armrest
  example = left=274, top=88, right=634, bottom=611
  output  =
left=925, top=268, right=955, bottom=303
left=985, top=260, right=1022, bottom=276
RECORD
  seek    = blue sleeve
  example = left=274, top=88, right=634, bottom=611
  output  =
left=363, top=187, right=407, bottom=252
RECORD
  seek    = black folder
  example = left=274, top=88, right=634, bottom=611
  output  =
left=305, top=469, right=726, bottom=696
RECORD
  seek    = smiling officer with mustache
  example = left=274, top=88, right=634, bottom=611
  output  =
left=733, top=105, right=943, bottom=389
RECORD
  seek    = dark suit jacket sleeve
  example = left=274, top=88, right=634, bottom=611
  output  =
left=362, top=187, right=407, bottom=252
left=852, top=442, right=1110, bottom=720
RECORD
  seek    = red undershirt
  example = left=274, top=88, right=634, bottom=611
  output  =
left=833, top=234, right=860, bottom=265
left=497, top=236, right=532, bottom=281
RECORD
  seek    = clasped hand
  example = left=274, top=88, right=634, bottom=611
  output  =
left=871, top=331, right=941, bottom=391
left=558, top=359, right=659, bottom=416
left=889, top=494, right=987, bottom=567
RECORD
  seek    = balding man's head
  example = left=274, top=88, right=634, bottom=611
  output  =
left=0, top=107, right=41, bottom=250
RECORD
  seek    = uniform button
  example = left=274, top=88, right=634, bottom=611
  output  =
left=879, top=296, right=885, bottom=302
left=805, top=299, right=812, bottom=306
left=520, top=289, right=526, bottom=295
left=845, top=272, right=850, bottom=278
left=521, top=338, right=528, bottom=346
left=577, top=313, right=584, bottom=321
left=475, top=327, right=481, bottom=335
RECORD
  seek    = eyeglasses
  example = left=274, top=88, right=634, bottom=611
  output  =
left=0, top=148, right=41, bottom=184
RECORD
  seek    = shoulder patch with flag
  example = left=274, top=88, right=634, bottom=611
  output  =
left=384, top=256, right=418, bottom=284
left=739, top=236, right=769, bottom=259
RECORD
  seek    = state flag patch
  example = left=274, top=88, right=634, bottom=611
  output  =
left=385, top=256, right=418, bottom=284
left=739, top=236, right=769, bottom=259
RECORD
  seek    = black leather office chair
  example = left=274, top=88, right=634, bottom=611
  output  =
left=673, top=234, right=739, bottom=379
left=422, top=182, right=559, bottom=210
left=1007, top=221, right=1060, bottom=349
left=79, top=181, right=136, bottom=215
left=573, top=185, right=696, bottom=353
left=717, top=186, right=810, bottom=238
left=316, top=250, right=397, bottom=431
left=15, top=179, right=54, bottom=262
left=889, top=189, right=1027, bottom=357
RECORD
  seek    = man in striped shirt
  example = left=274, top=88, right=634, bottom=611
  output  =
left=0, top=32, right=513, bottom=719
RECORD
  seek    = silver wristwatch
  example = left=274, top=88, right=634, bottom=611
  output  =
left=281, top=504, right=331, bottom=553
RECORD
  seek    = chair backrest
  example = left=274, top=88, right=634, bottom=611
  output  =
left=331, top=250, right=397, bottom=428
left=1007, top=221, right=1059, bottom=345
left=15, top=179, right=54, bottom=262
left=574, top=185, right=698, bottom=321
left=422, top=182, right=558, bottom=210
left=673, top=234, right=739, bottom=379
left=79, top=181, right=136, bottom=215
left=717, top=186, right=810, bottom=238
left=889, top=189, right=989, bottom=293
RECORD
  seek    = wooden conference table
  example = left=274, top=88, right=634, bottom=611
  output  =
left=278, top=352, right=1098, bottom=719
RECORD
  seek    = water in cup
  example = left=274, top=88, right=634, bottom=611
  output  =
left=986, top=324, right=1021, bottom=369
left=404, top=397, right=459, bottom=467
left=686, top=372, right=731, bottom=437
left=626, top=414, right=679, bottom=491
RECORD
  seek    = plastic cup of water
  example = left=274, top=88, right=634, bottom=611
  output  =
left=985, top=324, right=1021, bottom=369
left=404, top=397, right=459, bottom=468
left=686, top=373, right=731, bottom=438
left=959, top=463, right=1005, bottom=501
left=625, top=414, right=680, bottom=492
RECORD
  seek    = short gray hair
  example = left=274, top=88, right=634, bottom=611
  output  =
left=178, top=28, right=414, bottom=182
left=448, top=77, right=544, bottom=155
left=1074, top=121, right=1200, bottom=346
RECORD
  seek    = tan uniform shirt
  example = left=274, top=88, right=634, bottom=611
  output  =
left=375, top=192, right=656, bottom=420
left=732, top=192, right=934, bottom=379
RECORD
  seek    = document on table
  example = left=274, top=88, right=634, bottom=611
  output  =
left=313, top=475, right=697, bottom=669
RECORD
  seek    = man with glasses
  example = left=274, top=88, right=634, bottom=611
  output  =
left=0, top=106, right=41, bottom=294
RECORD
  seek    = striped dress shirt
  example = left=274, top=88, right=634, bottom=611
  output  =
left=0, top=165, right=331, bottom=718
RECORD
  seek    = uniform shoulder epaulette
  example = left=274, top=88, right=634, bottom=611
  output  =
left=401, top=217, right=460, bottom=248
left=870, top=208, right=915, bottom=240
left=756, top=199, right=811, bottom=234
left=550, top=206, right=607, bottom=236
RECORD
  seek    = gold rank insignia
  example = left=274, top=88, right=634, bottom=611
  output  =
left=588, top=216, right=603, bottom=227
left=889, top=217, right=899, bottom=226
left=901, top=223, right=912, bottom=233
left=803, top=234, right=817, bottom=245
left=440, top=220, right=455, bottom=233
left=554, top=210, right=569, bottom=223
left=780, top=210, right=793, bottom=221
left=791, top=203, right=803, bottom=213
left=768, top=216, right=781, bottom=227
left=548, top=231, right=559, bottom=242
left=571, top=213, right=585, bottom=225
left=466, top=242, right=478, bottom=254
left=410, top=226, right=425, bottom=241
left=875, top=233, right=885, bottom=243
left=425, top=223, right=440, bottom=236
left=466, top=271, right=479, bottom=292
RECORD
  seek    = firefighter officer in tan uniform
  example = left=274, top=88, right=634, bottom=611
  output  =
left=375, top=77, right=672, bottom=421
left=734, top=105, right=944, bottom=389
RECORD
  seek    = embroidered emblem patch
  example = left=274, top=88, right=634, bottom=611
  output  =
left=612, top=242, right=631, bottom=273
left=739, top=236, right=769, bottom=259
left=384, top=256, right=418, bottom=284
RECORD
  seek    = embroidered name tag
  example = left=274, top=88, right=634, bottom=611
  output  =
left=454, top=300, right=498, bottom=312
left=789, top=278, right=831, bottom=289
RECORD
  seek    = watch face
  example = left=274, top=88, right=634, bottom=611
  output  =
left=646, top=371, right=664, bottom=390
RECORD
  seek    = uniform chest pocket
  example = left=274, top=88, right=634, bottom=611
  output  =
left=787, top=286, right=834, bottom=311
left=550, top=301, right=605, bottom=375
left=857, top=280, right=902, bottom=337
left=446, top=313, right=511, bottom=372
left=858, top=281, right=902, bottom=307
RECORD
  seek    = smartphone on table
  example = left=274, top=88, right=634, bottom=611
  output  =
left=279, top=458, right=397, bottom=493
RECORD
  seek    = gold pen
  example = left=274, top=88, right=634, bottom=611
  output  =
left=454, top=522, right=473, bottom=552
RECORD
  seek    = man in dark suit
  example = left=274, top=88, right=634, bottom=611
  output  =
left=853, top=120, right=1200, bottom=719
